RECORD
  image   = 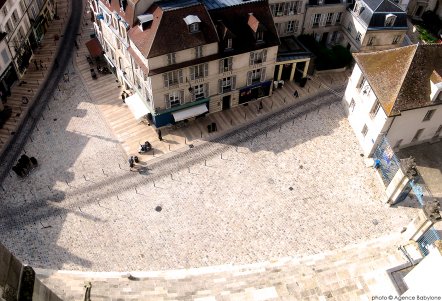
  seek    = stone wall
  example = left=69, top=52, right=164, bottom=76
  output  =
left=0, top=243, right=61, bottom=301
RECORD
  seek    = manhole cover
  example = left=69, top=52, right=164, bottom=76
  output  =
left=189, top=144, right=194, bottom=148
left=155, top=206, right=162, bottom=212
left=372, top=219, right=378, bottom=225
left=268, top=178, right=274, bottom=184
left=289, top=187, right=293, bottom=191
left=299, top=165, right=303, bottom=169
left=53, top=118, right=57, bottom=121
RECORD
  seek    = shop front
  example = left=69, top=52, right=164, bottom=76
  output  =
left=152, top=98, right=210, bottom=128
left=0, top=65, right=18, bottom=96
left=238, top=80, right=271, bottom=104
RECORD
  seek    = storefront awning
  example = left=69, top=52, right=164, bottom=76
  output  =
left=85, top=38, right=103, bottom=58
left=172, top=104, right=208, bottom=122
left=126, top=93, right=150, bottom=121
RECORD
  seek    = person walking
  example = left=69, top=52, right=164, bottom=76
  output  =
left=293, top=90, right=299, bottom=98
left=157, top=129, right=163, bottom=141
left=39, top=60, right=44, bottom=70
left=121, top=92, right=126, bottom=103
left=258, top=100, right=263, bottom=112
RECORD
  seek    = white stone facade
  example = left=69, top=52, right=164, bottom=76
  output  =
left=343, top=63, right=442, bottom=156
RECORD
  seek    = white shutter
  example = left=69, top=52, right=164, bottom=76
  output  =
left=260, top=67, right=266, bottom=82
left=310, top=15, right=315, bottom=27
left=249, top=52, right=254, bottom=65
left=180, top=90, right=184, bottom=103
left=262, top=49, right=267, bottom=62
left=228, top=57, right=232, bottom=70
left=163, top=74, right=168, bottom=87
left=219, top=60, right=223, bottom=73
left=204, top=83, right=209, bottom=98
left=232, top=76, right=236, bottom=90
left=190, top=66, right=195, bottom=80
left=218, top=79, right=222, bottom=94
left=164, top=94, right=169, bottom=107
left=320, top=14, right=326, bottom=26
left=204, top=63, right=208, bottom=77
left=247, top=71, right=252, bottom=86
left=178, top=70, right=183, bottom=83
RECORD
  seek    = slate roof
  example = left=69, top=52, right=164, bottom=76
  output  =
left=356, top=0, right=407, bottom=29
left=354, top=44, right=442, bottom=117
left=209, top=1, right=280, bottom=54
left=308, top=0, right=343, bottom=5
left=128, top=2, right=219, bottom=58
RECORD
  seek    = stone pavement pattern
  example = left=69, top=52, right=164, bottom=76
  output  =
left=0, top=61, right=418, bottom=271
left=36, top=234, right=407, bottom=300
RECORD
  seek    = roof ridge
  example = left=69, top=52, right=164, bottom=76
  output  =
left=390, top=45, right=419, bottom=114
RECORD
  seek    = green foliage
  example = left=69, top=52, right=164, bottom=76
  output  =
left=298, top=35, right=353, bottom=70
left=416, top=25, right=438, bottom=43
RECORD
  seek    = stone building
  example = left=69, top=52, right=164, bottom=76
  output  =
left=342, top=44, right=442, bottom=157
left=302, top=0, right=347, bottom=45
left=0, top=0, right=56, bottom=82
left=341, top=0, right=408, bottom=52
left=91, top=0, right=279, bottom=127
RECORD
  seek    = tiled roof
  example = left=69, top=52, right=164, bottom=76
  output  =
left=100, top=0, right=135, bottom=27
left=209, top=1, right=280, bottom=53
left=129, top=3, right=219, bottom=58
left=430, top=71, right=442, bottom=84
left=354, top=44, right=442, bottom=117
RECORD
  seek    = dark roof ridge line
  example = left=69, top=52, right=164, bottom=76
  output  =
left=389, top=45, right=418, bottom=115
left=374, top=0, right=403, bottom=12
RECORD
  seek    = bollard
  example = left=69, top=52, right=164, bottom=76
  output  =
left=279, top=125, right=281, bottom=132
left=204, top=159, right=207, bottom=166
left=305, top=114, right=307, bottom=120
left=201, top=131, right=203, bottom=138
left=185, top=137, right=187, bottom=145
left=169, top=144, right=171, bottom=151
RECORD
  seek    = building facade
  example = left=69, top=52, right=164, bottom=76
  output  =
left=343, top=44, right=442, bottom=157
left=341, top=0, right=408, bottom=52
left=0, top=0, right=57, bottom=81
left=303, top=0, right=347, bottom=45
left=91, top=0, right=279, bottom=128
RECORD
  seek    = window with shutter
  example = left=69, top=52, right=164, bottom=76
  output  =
left=190, top=66, right=195, bottom=80
left=204, top=63, right=208, bottom=77
left=262, top=49, right=267, bottom=62
left=218, top=79, right=222, bottom=94
left=232, top=76, right=236, bottom=90
left=247, top=71, right=252, bottom=86
left=204, top=83, right=209, bottom=97
left=260, top=67, right=266, bottom=82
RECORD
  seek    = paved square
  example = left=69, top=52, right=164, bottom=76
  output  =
left=0, top=69, right=417, bottom=271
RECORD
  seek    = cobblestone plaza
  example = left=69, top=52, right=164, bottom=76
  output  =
left=0, top=69, right=418, bottom=272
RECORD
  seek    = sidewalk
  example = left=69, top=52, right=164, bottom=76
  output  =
left=36, top=233, right=407, bottom=300
left=0, top=0, right=71, bottom=155
left=75, top=10, right=351, bottom=162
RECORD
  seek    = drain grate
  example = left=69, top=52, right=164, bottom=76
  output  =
left=155, top=206, right=162, bottom=212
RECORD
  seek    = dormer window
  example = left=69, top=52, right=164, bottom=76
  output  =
left=119, top=0, right=127, bottom=11
left=256, top=30, right=264, bottom=43
left=183, top=15, right=201, bottom=33
left=385, top=14, right=397, bottom=26
left=226, top=38, right=233, bottom=50
left=138, top=14, right=153, bottom=31
left=353, top=2, right=365, bottom=15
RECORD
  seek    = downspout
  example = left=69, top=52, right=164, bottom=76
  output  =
left=301, top=3, right=308, bottom=35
